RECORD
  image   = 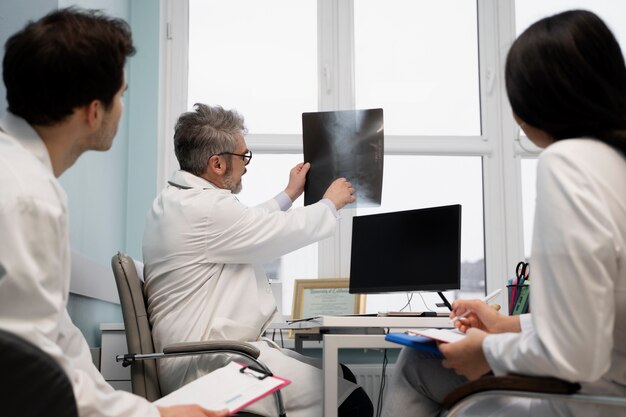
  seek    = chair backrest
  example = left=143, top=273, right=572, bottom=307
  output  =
left=111, top=252, right=162, bottom=401
left=0, top=329, right=79, bottom=417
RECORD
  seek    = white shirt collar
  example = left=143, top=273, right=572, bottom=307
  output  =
left=0, top=112, right=53, bottom=174
left=169, top=169, right=221, bottom=190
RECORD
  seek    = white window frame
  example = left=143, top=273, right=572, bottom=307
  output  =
left=158, top=0, right=541, bottom=297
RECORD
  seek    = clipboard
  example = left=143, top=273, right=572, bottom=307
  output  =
left=385, top=328, right=465, bottom=358
left=385, top=333, right=442, bottom=358
left=154, top=361, right=290, bottom=414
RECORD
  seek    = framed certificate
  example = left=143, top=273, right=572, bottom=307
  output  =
left=291, top=278, right=366, bottom=320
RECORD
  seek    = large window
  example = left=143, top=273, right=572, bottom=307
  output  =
left=165, top=0, right=545, bottom=315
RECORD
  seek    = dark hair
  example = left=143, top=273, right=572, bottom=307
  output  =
left=3, top=7, right=136, bottom=126
left=174, top=103, right=247, bottom=176
left=505, top=9, right=626, bottom=155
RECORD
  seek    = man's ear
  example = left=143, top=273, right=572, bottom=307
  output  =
left=206, top=154, right=226, bottom=176
left=84, top=100, right=102, bottom=129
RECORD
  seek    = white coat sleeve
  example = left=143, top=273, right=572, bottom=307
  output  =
left=0, top=198, right=160, bottom=417
left=204, top=193, right=337, bottom=264
left=483, top=149, right=617, bottom=382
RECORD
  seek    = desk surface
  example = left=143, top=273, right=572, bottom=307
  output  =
left=310, top=314, right=454, bottom=329
left=269, top=314, right=454, bottom=331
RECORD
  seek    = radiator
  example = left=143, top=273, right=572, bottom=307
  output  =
left=349, top=364, right=395, bottom=408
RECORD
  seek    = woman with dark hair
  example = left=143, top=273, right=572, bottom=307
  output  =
left=383, top=9, right=626, bottom=417
left=505, top=10, right=626, bottom=153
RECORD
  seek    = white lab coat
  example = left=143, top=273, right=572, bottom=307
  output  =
left=143, top=170, right=357, bottom=417
left=0, top=113, right=159, bottom=417
left=482, top=138, right=626, bottom=416
left=382, top=138, right=626, bottom=417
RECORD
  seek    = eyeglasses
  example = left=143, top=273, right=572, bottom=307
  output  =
left=216, top=150, right=252, bottom=166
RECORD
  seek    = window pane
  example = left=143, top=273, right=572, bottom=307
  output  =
left=236, top=154, right=317, bottom=315
left=188, top=0, right=317, bottom=134
left=521, top=158, right=538, bottom=259
left=354, top=0, right=480, bottom=136
left=356, top=155, right=484, bottom=313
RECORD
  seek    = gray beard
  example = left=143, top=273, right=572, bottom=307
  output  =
left=223, top=175, right=242, bottom=194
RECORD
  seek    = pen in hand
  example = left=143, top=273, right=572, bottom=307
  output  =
left=449, top=288, right=502, bottom=323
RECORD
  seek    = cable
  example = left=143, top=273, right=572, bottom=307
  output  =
left=285, top=316, right=320, bottom=324
left=375, top=348, right=388, bottom=417
left=398, top=292, right=414, bottom=312
left=417, top=292, right=437, bottom=312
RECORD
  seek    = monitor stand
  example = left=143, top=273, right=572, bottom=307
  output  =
left=436, top=292, right=453, bottom=311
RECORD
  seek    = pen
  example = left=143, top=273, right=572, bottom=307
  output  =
left=449, top=288, right=502, bottom=323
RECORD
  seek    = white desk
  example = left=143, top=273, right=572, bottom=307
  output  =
left=313, top=314, right=451, bottom=329
left=308, top=315, right=453, bottom=417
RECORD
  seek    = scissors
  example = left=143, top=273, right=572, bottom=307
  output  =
left=516, top=261, right=530, bottom=286
left=509, top=261, right=530, bottom=306
left=510, top=261, right=530, bottom=310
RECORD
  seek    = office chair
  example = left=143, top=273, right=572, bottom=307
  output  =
left=0, top=329, right=79, bottom=417
left=111, top=252, right=286, bottom=417
left=441, top=372, right=626, bottom=416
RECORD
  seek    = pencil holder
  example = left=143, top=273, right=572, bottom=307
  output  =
left=507, top=283, right=530, bottom=315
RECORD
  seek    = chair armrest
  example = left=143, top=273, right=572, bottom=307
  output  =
left=441, top=374, right=581, bottom=409
left=163, top=340, right=261, bottom=359
left=117, top=340, right=261, bottom=367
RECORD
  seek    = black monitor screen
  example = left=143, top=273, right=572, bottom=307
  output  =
left=349, top=204, right=461, bottom=294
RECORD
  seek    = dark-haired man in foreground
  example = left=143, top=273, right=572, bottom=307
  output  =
left=0, top=7, right=226, bottom=417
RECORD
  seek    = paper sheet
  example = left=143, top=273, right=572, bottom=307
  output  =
left=154, top=362, right=290, bottom=413
left=407, top=328, right=466, bottom=343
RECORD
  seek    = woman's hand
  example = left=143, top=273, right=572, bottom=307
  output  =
left=439, top=328, right=491, bottom=381
left=451, top=299, right=520, bottom=334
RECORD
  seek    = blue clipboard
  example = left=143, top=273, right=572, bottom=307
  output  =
left=385, top=333, right=442, bottom=358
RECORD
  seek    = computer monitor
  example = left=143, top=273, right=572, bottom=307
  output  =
left=349, top=205, right=461, bottom=306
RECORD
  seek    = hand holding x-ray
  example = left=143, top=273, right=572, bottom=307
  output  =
left=284, top=162, right=311, bottom=201
left=322, top=177, right=356, bottom=210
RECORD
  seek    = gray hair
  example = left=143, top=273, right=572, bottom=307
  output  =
left=174, top=103, right=247, bottom=176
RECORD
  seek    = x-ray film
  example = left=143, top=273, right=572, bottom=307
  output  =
left=302, top=108, right=384, bottom=207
